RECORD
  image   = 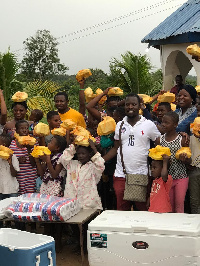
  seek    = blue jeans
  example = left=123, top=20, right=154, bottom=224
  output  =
left=0, top=193, right=18, bottom=200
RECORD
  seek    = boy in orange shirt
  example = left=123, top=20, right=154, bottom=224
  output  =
left=148, top=155, right=172, bottom=213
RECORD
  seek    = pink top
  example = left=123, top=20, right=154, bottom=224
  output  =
left=149, top=175, right=172, bottom=213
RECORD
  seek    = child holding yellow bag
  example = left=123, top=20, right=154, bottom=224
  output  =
left=60, top=138, right=105, bottom=209
left=35, top=135, right=67, bottom=197
left=9, top=120, right=38, bottom=194
left=148, top=153, right=172, bottom=213
left=156, top=111, right=189, bottom=213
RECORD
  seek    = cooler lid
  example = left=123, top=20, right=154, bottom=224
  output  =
left=88, top=211, right=200, bottom=237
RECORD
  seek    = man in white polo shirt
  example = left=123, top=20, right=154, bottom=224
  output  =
left=103, top=93, right=161, bottom=211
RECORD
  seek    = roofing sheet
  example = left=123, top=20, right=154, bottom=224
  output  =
left=142, top=0, right=200, bottom=42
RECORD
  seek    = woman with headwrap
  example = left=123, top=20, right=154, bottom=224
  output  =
left=4, top=101, right=32, bottom=139
left=174, top=85, right=197, bottom=214
left=175, top=85, right=197, bottom=134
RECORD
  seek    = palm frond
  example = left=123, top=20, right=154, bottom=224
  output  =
left=24, top=80, right=61, bottom=99
left=27, top=96, right=55, bottom=117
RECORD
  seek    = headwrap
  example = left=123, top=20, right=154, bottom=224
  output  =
left=181, top=85, right=197, bottom=104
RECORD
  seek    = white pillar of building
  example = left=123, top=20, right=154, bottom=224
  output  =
left=160, top=42, right=200, bottom=90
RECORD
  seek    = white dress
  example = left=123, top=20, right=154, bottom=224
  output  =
left=0, top=154, right=20, bottom=194
left=60, top=144, right=105, bottom=210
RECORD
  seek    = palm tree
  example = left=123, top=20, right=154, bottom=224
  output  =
left=109, top=51, right=153, bottom=94
left=24, top=80, right=61, bottom=117
left=0, top=51, right=19, bottom=107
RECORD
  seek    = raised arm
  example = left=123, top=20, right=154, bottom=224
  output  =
left=86, top=87, right=110, bottom=122
left=78, top=79, right=86, bottom=116
left=89, top=139, right=105, bottom=182
left=35, top=158, right=46, bottom=177
left=46, top=155, right=64, bottom=179
left=148, top=90, right=167, bottom=105
left=161, top=155, right=170, bottom=182
left=103, top=139, right=119, bottom=162
left=0, top=89, right=7, bottom=125
left=59, top=143, right=76, bottom=169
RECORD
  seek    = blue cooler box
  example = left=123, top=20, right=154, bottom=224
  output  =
left=0, top=228, right=56, bottom=266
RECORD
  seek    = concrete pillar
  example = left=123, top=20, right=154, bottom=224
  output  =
left=161, top=43, right=200, bottom=90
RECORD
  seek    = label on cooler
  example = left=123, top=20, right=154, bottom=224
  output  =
left=91, top=241, right=107, bottom=248
left=90, top=233, right=107, bottom=248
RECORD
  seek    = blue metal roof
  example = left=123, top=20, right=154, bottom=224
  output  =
left=142, top=0, right=200, bottom=45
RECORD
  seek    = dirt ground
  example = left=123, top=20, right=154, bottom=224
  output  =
left=55, top=227, right=90, bottom=266
left=56, top=244, right=89, bottom=266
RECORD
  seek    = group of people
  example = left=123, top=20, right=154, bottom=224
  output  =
left=0, top=74, right=200, bottom=215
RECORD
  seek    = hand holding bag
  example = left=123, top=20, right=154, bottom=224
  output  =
left=119, top=121, right=148, bottom=202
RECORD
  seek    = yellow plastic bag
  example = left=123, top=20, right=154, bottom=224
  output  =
left=171, top=103, right=176, bottom=111
left=186, top=44, right=200, bottom=57
left=14, top=132, right=36, bottom=146
left=34, top=123, right=50, bottom=136
left=190, top=117, right=200, bottom=137
left=0, top=145, right=14, bottom=160
left=17, top=136, right=37, bottom=146
left=97, top=116, right=116, bottom=136
left=71, top=126, right=90, bottom=138
left=84, top=87, right=95, bottom=103
left=149, top=145, right=171, bottom=160
left=12, top=91, right=28, bottom=102
left=0, top=151, right=10, bottom=160
left=74, top=135, right=95, bottom=147
left=157, top=92, right=175, bottom=103
left=175, top=147, right=192, bottom=160
left=51, top=127, right=66, bottom=136
left=195, top=86, right=200, bottom=93
left=107, top=87, right=123, bottom=96
left=138, top=94, right=152, bottom=104
left=61, top=119, right=76, bottom=130
left=76, top=69, right=92, bottom=82
left=96, top=88, right=107, bottom=104
left=31, top=146, right=51, bottom=158
left=71, top=126, right=95, bottom=146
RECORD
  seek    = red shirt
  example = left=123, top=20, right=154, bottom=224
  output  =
left=170, top=84, right=184, bottom=96
left=148, top=175, right=172, bottom=213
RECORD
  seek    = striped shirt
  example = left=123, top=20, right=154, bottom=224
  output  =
left=9, top=140, right=37, bottom=194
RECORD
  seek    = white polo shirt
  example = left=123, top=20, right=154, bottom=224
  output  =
left=114, top=116, right=161, bottom=178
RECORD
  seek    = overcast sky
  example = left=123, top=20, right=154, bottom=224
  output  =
left=1, top=0, right=187, bottom=75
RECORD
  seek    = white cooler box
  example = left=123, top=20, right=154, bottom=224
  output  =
left=87, top=210, right=200, bottom=266
left=0, top=228, right=56, bottom=266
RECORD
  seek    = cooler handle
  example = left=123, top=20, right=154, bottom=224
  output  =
left=36, top=255, right=40, bottom=266
left=48, top=251, right=53, bottom=266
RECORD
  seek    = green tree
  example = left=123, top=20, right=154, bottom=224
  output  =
left=109, top=51, right=153, bottom=94
left=186, top=75, right=197, bottom=88
left=0, top=51, right=19, bottom=108
left=146, top=69, right=163, bottom=96
left=21, top=30, right=68, bottom=80
left=86, top=68, right=110, bottom=90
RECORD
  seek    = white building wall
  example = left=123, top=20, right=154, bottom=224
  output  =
left=160, top=43, right=200, bottom=90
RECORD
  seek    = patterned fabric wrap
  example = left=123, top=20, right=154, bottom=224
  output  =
left=40, top=180, right=62, bottom=196
left=175, top=106, right=197, bottom=134
left=42, top=153, right=65, bottom=184
left=4, top=193, right=80, bottom=221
